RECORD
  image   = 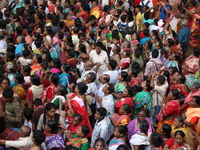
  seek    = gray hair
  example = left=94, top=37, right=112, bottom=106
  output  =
left=181, top=19, right=188, bottom=26
left=125, top=41, right=131, bottom=48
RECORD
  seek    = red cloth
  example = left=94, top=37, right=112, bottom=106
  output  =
left=67, top=58, right=77, bottom=68
left=66, top=94, right=92, bottom=137
left=166, top=138, right=184, bottom=149
left=0, top=128, right=20, bottom=140
left=165, top=100, right=180, bottom=116
left=115, top=97, right=134, bottom=114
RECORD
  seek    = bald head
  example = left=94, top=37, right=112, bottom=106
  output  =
left=100, top=74, right=110, bottom=84
left=81, top=54, right=89, bottom=63
left=84, top=60, right=94, bottom=70
left=21, top=126, right=31, bottom=137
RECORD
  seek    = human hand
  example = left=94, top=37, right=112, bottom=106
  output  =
left=95, top=95, right=102, bottom=103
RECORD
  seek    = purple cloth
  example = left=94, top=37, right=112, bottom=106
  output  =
left=127, top=117, right=154, bottom=141
left=50, top=68, right=61, bottom=74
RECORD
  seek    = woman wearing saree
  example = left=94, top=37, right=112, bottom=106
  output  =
left=171, top=116, right=195, bottom=149
left=127, top=107, right=154, bottom=141
left=132, top=80, right=152, bottom=119
left=31, top=54, right=42, bottom=76
left=66, top=82, right=92, bottom=137
left=13, top=73, right=26, bottom=110
left=156, top=90, right=181, bottom=134
left=110, top=104, right=131, bottom=127
left=42, top=73, right=59, bottom=105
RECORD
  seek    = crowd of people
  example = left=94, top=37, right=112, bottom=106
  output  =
left=0, top=0, right=199, bottom=149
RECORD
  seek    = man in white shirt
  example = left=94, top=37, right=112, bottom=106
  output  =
left=89, top=42, right=109, bottom=85
left=0, top=33, right=7, bottom=49
left=91, top=107, right=109, bottom=147
left=0, top=126, right=33, bottom=150
left=103, top=60, right=118, bottom=85
left=74, top=33, right=91, bottom=54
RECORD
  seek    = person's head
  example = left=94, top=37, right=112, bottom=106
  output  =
left=160, top=124, right=171, bottom=139
left=24, top=109, right=33, bottom=121
left=157, top=75, right=165, bottom=85
left=49, top=73, right=59, bottom=86
left=135, top=5, right=142, bottom=13
left=84, top=60, right=94, bottom=71
left=141, top=80, right=152, bottom=92
left=78, top=33, right=86, bottom=44
left=51, top=58, right=61, bottom=69
left=152, top=49, right=159, bottom=58
left=31, top=75, right=41, bottom=86
left=32, top=130, right=46, bottom=146
left=119, top=104, right=131, bottom=115
left=149, top=132, right=163, bottom=147
left=102, top=83, right=114, bottom=95
left=169, top=52, right=180, bottom=61
left=95, top=107, right=107, bottom=121
left=123, top=86, right=134, bottom=97
left=112, top=36, right=120, bottom=44
left=76, top=125, right=90, bottom=138
left=137, top=107, right=147, bottom=122
left=34, top=98, right=42, bottom=107
left=121, top=50, right=130, bottom=59
left=107, top=60, right=117, bottom=70
left=93, top=138, right=105, bottom=150
left=23, top=49, right=31, bottom=58
left=193, top=47, right=200, bottom=58
left=22, top=65, right=31, bottom=76
left=181, top=19, right=188, bottom=27
left=117, top=145, right=130, bottom=150
left=118, top=71, right=129, bottom=82
left=6, top=52, right=15, bottom=61
left=79, top=44, right=87, bottom=54
left=174, top=116, right=184, bottom=128
left=143, top=29, right=149, bottom=37
left=15, top=73, right=25, bottom=84
left=75, top=82, right=88, bottom=95
left=47, top=120, right=59, bottom=134
left=174, top=130, right=185, bottom=145
left=72, top=113, right=82, bottom=126
left=65, top=145, right=79, bottom=150
left=66, top=49, right=75, bottom=59
left=191, top=82, right=200, bottom=92
left=139, top=119, right=149, bottom=134
left=45, top=103, right=56, bottom=118
left=18, top=126, right=31, bottom=137
left=114, top=125, right=128, bottom=138
left=190, top=96, right=200, bottom=107
left=99, top=74, right=110, bottom=84
left=86, top=72, right=96, bottom=83
left=56, top=85, right=67, bottom=96
left=7, top=44, right=16, bottom=52
left=0, top=77, right=10, bottom=90
left=33, top=54, right=42, bottom=63
left=95, top=42, right=103, bottom=54
left=167, top=90, right=179, bottom=100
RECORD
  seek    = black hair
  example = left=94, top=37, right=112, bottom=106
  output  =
left=88, top=72, right=96, bottom=82
left=73, top=113, right=82, bottom=122
left=7, top=52, right=15, bottom=61
left=45, top=103, right=56, bottom=111
left=2, top=88, right=14, bottom=98
left=80, top=125, right=90, bottom=137
left=171, top=89, right=180, bottom=100
left=146, top=80, right=152, bottom=92
left=66, top=49, right=75, bottom=58
left=65, top=145, right=79, bottom=150
left=135, top=49, right=142, bottom=59
left=0, top=77, right=10, bottom=86
left=35, top=54, right=42, bottom=63
left=7, top=44, right=16, bottom=52
left=193, top=48, right=200, bottom=57
left=15, top=73, right=25, bottom=84
left=103, top=75, right=110, bottom=83
left=33, top=130, right=46, bottom=146
left=109, top=60, right=117, bottom=70
left=126, top=86, right=134, bottom=97
left=62, top=64, right=71, bottom=73
left=78, top=33, right=86, bottom=39
left=121, top=15, right=127, bottom=22
left=24, top=109, right=34, bottom=120
left=170, top=67, right=179, bottom=75
left=193, top=96, right=200, bottom=106
left=144, top=11, right=151, bottom=20
left=22, top=49, right=31, bottom=57
left=73, top=26, right=79, bottom=34
left=31, top=75, right=41, bottom=86
left=52, top=58, right=61, bottom=69
left=158, top=75, right=165, bottom=85
left=35, top=39, right=42, bottom=48
left=50, top=73, right=59, bottom=86
left=152, top=49, right=159, bottom=58
left=58, top=85, right=67, bottom=96
left=77, top=82, right=88, bottom=95
left=58, top=32, right=64, bottom=40
left=136, top=5, right=142, bottom=12
left=113, top=35, right=120, bottom=41
left=51, top=15, right=59, bottom=26
left=175, top=116, right=184, bottom=126
left=94, top=137, right=105, bottom=147
left=122, top=104, right=131, bottom=114
left=23, top=65, right=31, bottom=75
left=173, top=52, right=180, bottom=61
left=121, top=71, right=130, bottom=82
left=143, top=29, right=149, bottom=36
left=79, top=26, right=86, bottom=33
left=96, top=107, right=107, bottom=117
left=179, top=74, right=186, bottom=84
left=107, top=83, right=114, bottom=94
left=117, top=126, right=128, bottom=137
left=154, top=19, right=159, bottom=26
left=46, top=26, right=52, bottom=35
left=168, top=38, right=174, bottom=47
left=79, top=44, right=87, bottom=54
left=117, top=145, right=130, bottom=150
left=174, top=130, right=185, bottom=138
left=151, top=132, right=163, bottom=147
left=34, top=98, right=42, bottom=106
left=140, top=119, right=149, bottom=133
left=137, top=107, right=147, bottom=115
left=47, top=120, right=58, bottom=134
left=123, top=50, right=130, bottom=57
left=162, top=124, right=171, bottom=139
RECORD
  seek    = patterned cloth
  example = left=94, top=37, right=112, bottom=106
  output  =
left=108, top=137, right=126, bottom=150
left=45, top=134, right=65, bottom=150
left=144, top=58, right=162, bottom=77
left=189, top=14, right=200, bottom=47
left=13, top=85, right=26, bottom=110
left=182, top=55, right=200, bottom=75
